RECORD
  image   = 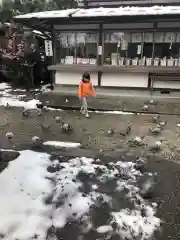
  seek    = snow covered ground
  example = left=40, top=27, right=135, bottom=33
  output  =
left=0, top=149, right=160, bottom=240
left=43, top=141, right=81, bottom=148
left=0, top=83, right=41, bottom=109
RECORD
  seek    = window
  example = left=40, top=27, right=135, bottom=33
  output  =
left=103, top=31, right=145, bottom=66
left=55, top=31, right=98, bottom=64
left=103, top=31, right=180, bottom=67
left=103, top=32, right=130, bottom=65
left=153, top=32, right=180, bottom=67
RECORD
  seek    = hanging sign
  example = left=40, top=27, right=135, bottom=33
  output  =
left=137, top=45, right=142, bottom=55
left=121, top=40, right=127, bottom=50
left=98, top=46, right=102, bottom=55
left=45, top=40, right=53, bottom=57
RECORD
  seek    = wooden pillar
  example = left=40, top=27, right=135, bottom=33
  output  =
left=50, top=25, right=56, bottom=88
left=148, top=21, right=157, bottom=88
left=97, top=23, right=103, bottom=87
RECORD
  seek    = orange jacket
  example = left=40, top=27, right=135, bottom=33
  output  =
left=78, top=81, right=96, bottom=97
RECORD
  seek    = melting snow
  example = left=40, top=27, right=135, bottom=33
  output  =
left=73, top=6, right=180, bottom=17
left=43, top=106, right=64, bottom=111
left=96, top=225, right=113, bottom=233
left=0, top=150, right=160, bottom=239
left=14, top=6, right=180, bottom=19
left=93, top=110, right=134, bottom=115
left=0, top=150, right=52, bottom=240
left=51, top=156, right=160, bottom=239
left=43, top=141, right=81, bottom=148
left=0, top=83, right=41, bottom=109
left=0, top=83, right=11, bottom=91
left=112, top=209, right=160, bottom=239
left=15, top=9, right=79, bottom=19
left=0, top=97, right=41, bottom=109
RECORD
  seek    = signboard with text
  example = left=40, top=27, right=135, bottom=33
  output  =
left=45, top=40, right=53, bottom=57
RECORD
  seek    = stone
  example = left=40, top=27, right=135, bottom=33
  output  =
left=0, top=150, right=20, bottom=162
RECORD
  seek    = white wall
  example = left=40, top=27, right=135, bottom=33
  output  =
left=55, top=72, right=98, bottom=86
left=101, top=73, right=148, bottom=88
left=55, top=71, right=180, bottom=89
left=153, top=81, right=180, bottom=89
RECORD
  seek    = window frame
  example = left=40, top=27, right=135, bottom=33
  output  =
left=102, top=30, right=180, bottom=67
left=54, top=30, right=99, bottom=65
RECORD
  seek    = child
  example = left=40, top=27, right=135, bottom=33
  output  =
left=78, top=72, right=96, bottom=118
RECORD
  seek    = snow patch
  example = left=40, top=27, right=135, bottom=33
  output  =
left=97, top=225, right=113, bottom=233
left=43, top=106, right=64, bottom=112
left=0, top=150, right=160, bottom=239
left=43, top=141, right=81, bottom=148
left=0, top=83, right=11, bottom=91
left=93, top=110, right=134, bottom=115
left=15, top=6, right=180, bottom=19
left=0, top=150, right=52, bottom=240
left=15, top=9, right=79, bottom=19
left=0, top=97, right=41, bottom=109
left=112, top=209, right=160, bottom=239
left=73, top=6, right=180, bottom=17
left=52, top=156, right=160, bottom=239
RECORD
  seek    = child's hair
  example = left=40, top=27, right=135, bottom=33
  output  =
left=82, top=72, right=90, bottom=82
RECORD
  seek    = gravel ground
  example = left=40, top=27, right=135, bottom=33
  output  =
left=0, top=106, right=180, bottom=239
left=0, top=106, right=180, bottom=160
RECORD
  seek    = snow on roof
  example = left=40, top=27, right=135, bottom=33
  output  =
left=15, top=9, right=79, bottom=19
left=73, top=6, right=180, bottom=17
left=14, top=6, right=180, bottom=19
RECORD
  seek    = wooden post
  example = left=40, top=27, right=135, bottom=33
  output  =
left=97, top=23, right=103, bottom=87
left=50, top=25, right=56, bottom=89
